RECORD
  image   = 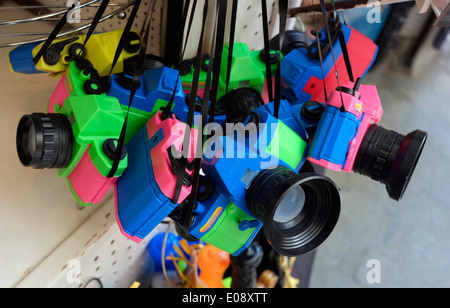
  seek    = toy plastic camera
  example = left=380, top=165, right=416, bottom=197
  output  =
left=178, top=41, right=280, bottom=103
left=16, top=59, right=128, bottom=206
left=8, top=30, right=141, bottom=76
left=307, top=78, right=428, bottom=201
left=107, top=65, right=205, bottom=143
left=190, top=106, right=342, bottom=257
left=114, top=110, right=198, bottom=242
left=114, top=93, right=342, bottom=257
left=280, top=21, right=378, bottom=105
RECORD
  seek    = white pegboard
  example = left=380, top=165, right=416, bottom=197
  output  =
left=178, top=0, right=303, bottom=59
left=15, top=196, right=172, bottom=288
left=178, top=0, right=277, bottom=60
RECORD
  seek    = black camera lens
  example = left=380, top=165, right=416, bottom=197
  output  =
left=16, top=113, right=73, bottom=169
left=247, top=166, right=341, bottom=256
left=270, top=30, right=312, bottom=55
left=353, top=125, right=427, bottom=201
left=220, top=87, right=265, bottom=124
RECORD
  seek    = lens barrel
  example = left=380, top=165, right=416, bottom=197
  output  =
left=353, top=125, right=428, bottom=201
left=16, top=113, right=73, bottom=169
left=270, top=30, right=312, bottom=55
left=220, top=88, right=265, bottom=124
left=247, top=166, right=341, bottom=256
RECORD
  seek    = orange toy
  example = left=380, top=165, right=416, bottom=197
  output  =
left=197, top=244, right=230, bottom=288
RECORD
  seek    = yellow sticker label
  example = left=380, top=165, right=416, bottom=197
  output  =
left=355, top=103, right=362, bottom=114
left=200, top=207, right=223, bottom=233
left=64, top=68, right=72, bottom=93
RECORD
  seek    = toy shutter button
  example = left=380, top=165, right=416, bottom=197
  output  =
left=44, top=47, right=61, bottom=66
left=43, top=37, right=80, bottom=66
left=124, top=31, right=141, bottom=54
left=103, top=139, right=127, bottom=161
left=301, top=101, right=325, bottom=122
left=69, top=43, right=87, bottom=60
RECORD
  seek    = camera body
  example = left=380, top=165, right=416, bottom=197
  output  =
left=179, top=42, right=279, bottom=103
left=189, top=117, right=299, bottom=256
left=194, top=106, right=341, bottom=256
left=114, top=110, right=198, bottom=243
left=114, top=98, right=342, bottom=257
left=307, top=79, right=427, bottom=201
left=307, top=80, right=383, bottom=172
left=8, top=30, right=141, bottom=76
left=16, top=59, right=128, bottom=206
left=108, top=65, right=231, bottom=142
left=108, top=66, right=190, bottom=143
left=258, top=98, right=324, bottom=144
left=280, top=22, right=378, bottom=105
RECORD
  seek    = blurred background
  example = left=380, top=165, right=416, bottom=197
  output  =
left=307, top=3, right=450, bottom=288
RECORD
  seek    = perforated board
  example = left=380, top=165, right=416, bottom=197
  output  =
left=16, top=197, right=172, bottom=288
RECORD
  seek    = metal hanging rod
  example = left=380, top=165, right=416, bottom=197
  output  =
left=0, top=17, right=96, bottom=23
left=0, top=0, right=136, bottom=48
left=0, top=3, right=129, bottom=10
left=288, top=0, right=414, bottom=16
left=0, top=0, right=101, bottom=26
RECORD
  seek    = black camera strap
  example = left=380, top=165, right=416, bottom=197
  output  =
left=179, top=9, right=218, bottom=229
left=181, top=0, right=223, bottom=232
left=319, top=0, right=345, bottom=112
left=107, top=0, right=143, bottom=78
left=319, top=0, right=355, bottom=112
left=225, top=0, right=239, bottom=94
left=261, top=0, right=273, bottom=103
left=207, top=0, right=228, bottom=124
left=312, top=0, right=328, bottom=103
left=177, top=0, right=230, bottom=235
left=260, top=0, right=288, bottom=119
left=170, top=0, right=208, bottom=205
left=32, top=4, right=75, bottom=65
left=180, top=0, right=197, bottom=63
left=336, top=23, right=354, bottom=83
left=331, top=0, right=354, bottom=83
left=273, top=0, right=288, bottom=119
left=107, top=0, right=157, bottom=178
left=163, top=0, right=198, bottom=116
left=33, top=0, right=111, bottom=64
left=82, top=0, right=111, bottom=50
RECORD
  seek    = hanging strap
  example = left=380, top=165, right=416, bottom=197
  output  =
left=180, top=0, right=197, bottom=62
left=331, top=0, right=354, bottom=83
left=107, top=0, right=155, bottom=178
left=174, top=0, right=210, bottom=235
left=163, top=0, right=199, bottom=115
left=225, top=0, right=239, bottom=94
left=273, top=0, right=288, bottom=119
left=81, top=0, right=111, bottom=51
left=180, top=11, right=219, bottom=231
left=261, top=0, right=273, bottom=103
left=207, top=0, right=228, bottom=124
left=32, top=4, right=75, bottom=65
left=33, top=0, right=111, bottom=64
left=108, top=0, right=143, bottom=78
left=311, top=0, right=328, bottom=103
left=319, top=0, right=346, bottom=111
left=336, top=22, right=354, bottom=83
left=180, top=0, right=229, bottom=235
left=171, top=0, right=208, bottom=205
